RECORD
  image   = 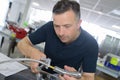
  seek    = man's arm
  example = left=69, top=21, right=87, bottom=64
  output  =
left=17, top=36, right=46, bottom=73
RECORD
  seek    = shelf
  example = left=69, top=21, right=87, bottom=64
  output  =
left=97, top=65, right=120, bottom=79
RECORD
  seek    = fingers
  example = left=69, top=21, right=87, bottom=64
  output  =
left=29, top=52, right=46, bottom=73
left=59, top=65, right=78, bottom=80
left=64, top=65, right=76, bottom=71
left=59, top=75, right=65, bottom=80
left=30, top=62, right=39, bottom=73
left=59, top=74, right=77, bottom=80
left=31, top=66, right=39, bottom=73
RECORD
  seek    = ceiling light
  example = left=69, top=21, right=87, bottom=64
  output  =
left=32, top=2, right=39, bottom=7
left=75, top=0, right=80, bottom=3
left=111, top=9, right=120, bottom=16
left=112, top=25, right=120, bottom=29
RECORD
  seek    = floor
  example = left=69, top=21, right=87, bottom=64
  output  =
left=0, top=37, right=118, bottom=80
left=95, top=71, right=117, bottom=80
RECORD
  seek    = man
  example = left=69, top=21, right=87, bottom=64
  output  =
left=6, top=0, right=98, bottom=80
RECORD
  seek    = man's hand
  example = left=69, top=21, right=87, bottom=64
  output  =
left=17, top=36, right=47, bottom=73
left=59, top=65, right=95, bottom=80
left=30, top=62, right=39, bottom=73
left=30, top=51, right=46, bottom=73
left=59, top=65, right=80, bottom=80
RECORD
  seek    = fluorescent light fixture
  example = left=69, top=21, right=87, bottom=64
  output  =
left=76, top=0, right=80, bottom=3
left=112, top=25, right=120, bottom=29
left=32, top=2, right=39, bottom=7
left=111, top=10, right=120, bottom=16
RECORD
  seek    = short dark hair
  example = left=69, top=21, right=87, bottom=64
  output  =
left=53, top=0, right=81, bottom=20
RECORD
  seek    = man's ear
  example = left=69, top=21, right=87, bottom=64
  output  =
left=77, top=19, right=82, bottom=28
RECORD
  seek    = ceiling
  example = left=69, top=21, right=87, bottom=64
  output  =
left=15, top=0, right=120, bottom=33
left=79, top=0, right=120, bottom=33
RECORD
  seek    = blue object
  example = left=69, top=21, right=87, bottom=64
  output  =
left=104, top=61, right=120, bottom=71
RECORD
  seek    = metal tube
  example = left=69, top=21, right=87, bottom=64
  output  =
left=53, top=66, right=81, bottom=78
left=0, top=58, right=81, bottom=79
left=0, top=58, right=50, bottom=67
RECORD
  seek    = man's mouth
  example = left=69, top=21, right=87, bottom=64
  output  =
left=58, top=36, right=64, bottom=40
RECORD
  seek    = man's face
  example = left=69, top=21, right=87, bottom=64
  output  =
left=53, top=10, right=82, bottom=44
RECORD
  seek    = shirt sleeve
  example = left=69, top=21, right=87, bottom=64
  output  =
left=28, top=21, right=52, bottom=45
left=82, top=40, right=99, bottom=73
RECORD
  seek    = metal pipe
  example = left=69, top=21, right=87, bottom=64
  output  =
left=0, top=58, right=50, bottom=67
left=53, top=66, right=81, bottom=79
left=0, top=58, right=81, bottom=78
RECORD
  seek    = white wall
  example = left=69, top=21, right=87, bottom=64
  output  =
left=7, top=0, right=26, bottom=25
left=0, top=0, right=9, bottom=28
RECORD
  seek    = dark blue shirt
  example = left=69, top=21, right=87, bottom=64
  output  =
left=29, top=21, right=98, bottom=73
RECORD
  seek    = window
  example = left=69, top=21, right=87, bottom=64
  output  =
left=28, top=8, right=52, bottom=24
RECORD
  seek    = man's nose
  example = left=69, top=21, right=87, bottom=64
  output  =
left=59, top=27, right=65, bottom=36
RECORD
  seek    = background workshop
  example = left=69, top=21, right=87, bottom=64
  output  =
left=0, top=0, right=120, bottom=80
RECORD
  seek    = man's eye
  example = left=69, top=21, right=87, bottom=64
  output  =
left=64, top=25, right=71, bottom=28
left=54, top=25, right=59, bottom=28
